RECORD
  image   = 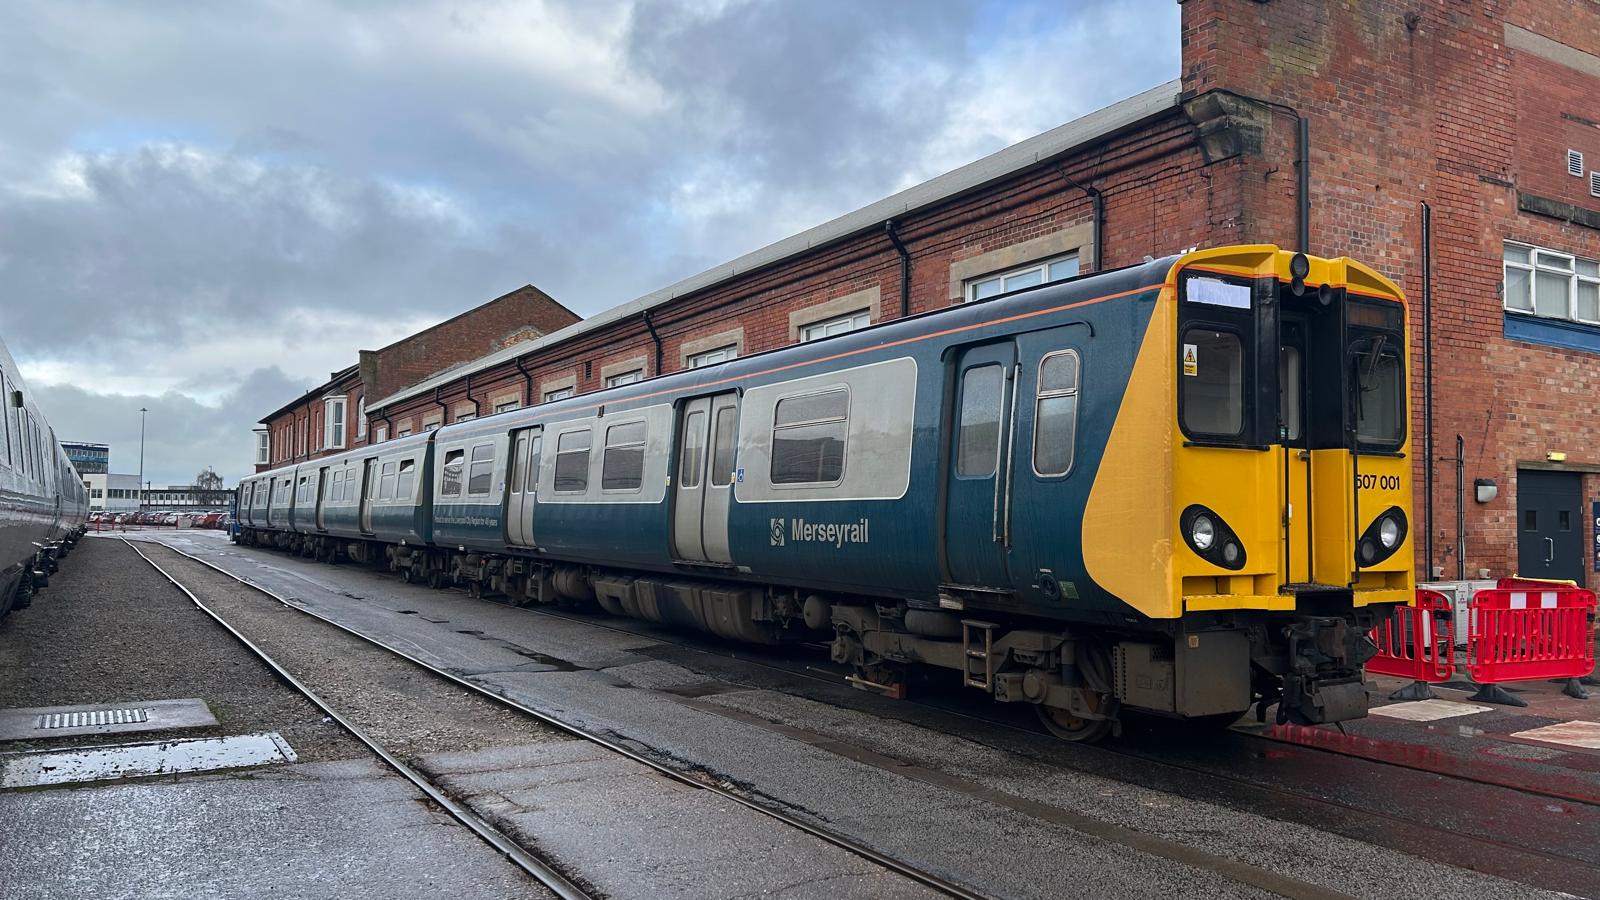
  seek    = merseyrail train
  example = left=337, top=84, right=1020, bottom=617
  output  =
left=239, top=245, right=1414, bottom=740
left=0, top=335, right=90, bottom=619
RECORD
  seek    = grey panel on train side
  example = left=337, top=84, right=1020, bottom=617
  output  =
left=735, top=357, right=917, bottom=504
left=535, top=404, right=672, bottom=505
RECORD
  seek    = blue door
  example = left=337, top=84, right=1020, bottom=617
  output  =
left=945, top=341, right=1018, bottom=590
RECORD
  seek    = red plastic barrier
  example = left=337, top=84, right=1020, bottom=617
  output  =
left=1367, top=589, right=1456, bottom=683
left=1468, top=585, right=1597, bottom=684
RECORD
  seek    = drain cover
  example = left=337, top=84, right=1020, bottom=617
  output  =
left=36, top=708, right=151, bottom=730
left=0, top=732, right=298, bottom=788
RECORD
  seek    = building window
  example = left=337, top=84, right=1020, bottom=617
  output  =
left=397, top=426, right=412, bottom=438
left=1504, top=242, right=1600, bottom=324
left=544, top=387, right=575, bottom=402
left=800, top=311, right=869, bottom=343
left=255, top=431, right=269, bottom=465
left=375, top=425, right=388, bottom=443
left=455, top=412, right=477, bottom=423
left=604, top=369, right=643, bottom=388
left=494, top=400, right=520, bottom=414
left=966, top=253, right=1079, bottom=302
left=686, top=345, right=737, bottom=368
left=324, top=396, right=347, bottom=449
left=356, top=398, right=367, bottom=439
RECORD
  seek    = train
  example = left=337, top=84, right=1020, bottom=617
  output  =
left=0, top=335, right=90, bottom=620
left=238, top=244, right=1415, bottom=740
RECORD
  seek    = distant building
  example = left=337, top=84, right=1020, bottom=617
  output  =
left=62, top=441, right=109, bottom=475
left=142, top=484, right=234, bottom=510
left=85, top=473, right=140, bottom=511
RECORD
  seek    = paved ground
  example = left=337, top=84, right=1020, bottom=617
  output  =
left=130, top=530, right=1581, bottom=900
left=0, top=538, right=550, bottom=900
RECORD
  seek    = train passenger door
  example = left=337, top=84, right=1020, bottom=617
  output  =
left=944, top=342, right=1018, bottom=589
left=672, top=393, right=739, bottom=564
left=315, top=466, right=329, bottom=530
left=1279, top=319, right=1312, bottom=584
left=505, top=427, right=542, bottom=548
left=359, top=459, right=376, bottom=533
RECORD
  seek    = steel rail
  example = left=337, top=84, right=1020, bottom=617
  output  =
left=120, top=539, right=595, bottom=900
left=128, top=536, right=990, bottom=900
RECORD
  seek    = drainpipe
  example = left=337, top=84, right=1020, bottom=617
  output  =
left=464, top=372, right=480, bottom=419
left=885, top=220, right=911, bottom=318
left=1421, top=201, right=1435, bottom=577
left=1455, top=434, right=1466, bottom=581
left=642, top=310, right=664, bottom=377
left=1055, top=167, right=1103, bottom=271
left=515, top=356, right=534, bottom=407
left=433, top=386, right=447, bottom=426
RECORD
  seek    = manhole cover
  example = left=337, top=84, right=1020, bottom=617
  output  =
left=36, top=708, right=151, bottom=730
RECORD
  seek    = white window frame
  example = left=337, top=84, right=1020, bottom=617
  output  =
left=965, top=252, right=1080, bottom=303
left=324, top=395, right=347, bottom=449
left=604, top=369, right=644, bottom=388
left=254, top=430, right=269, bottom=465
left=544, top=387, right=576, bottom=403
left=1504, top=241, right=1600, bottom=325
left=356, top=398, right=367, bottom=439
left=686, top=345, right=738, bottom=369
left=494, top=400, right=520, bottom=414
left=799, top=310, right=870, bottom=343
left=374, top=425, right=388, bottom=443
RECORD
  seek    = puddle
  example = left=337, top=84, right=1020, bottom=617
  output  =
left=1, top=732, right=297, bottom=788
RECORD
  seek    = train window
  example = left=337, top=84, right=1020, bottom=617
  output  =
left=297, top=476, right=309, bottom=503
left=711, top=407, right=737, bottom=486
left=467, top=444, right=495, bottom=495
left=1179, top=329, right=1244, bottom=437
left=958, top=366, right=1003, bottom=477
left=772, top=389, right=847, bottom=485
left=397, top=459, right=416, bottom=499
left=1354, top=345, right=1404, bottom=447
left=602, top=422, right=647, bottom=491
left=440, top=449, right=465, bottom=497
left=378, top=461, right=397, bottom=500
left=679, top=412, right=706, bottom=489
left=1033, top=351, right=1079, bottom=477
left=554, top=429, right=591, bottom=493
left=511, top=434, right=530, bottom=493
left=329, top=470, right=341, bottom=502
left=1279, top=346, right=1302, bottom=442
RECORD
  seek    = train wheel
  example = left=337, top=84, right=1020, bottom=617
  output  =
left=1037, top=695, right=1113, bottom=743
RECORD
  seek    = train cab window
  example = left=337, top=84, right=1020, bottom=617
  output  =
left=711, top=407, right=737, bottom=486
left=1354, top=342, right=1403, bottom=447
left=1179, top=329, right=1244, bottom=438
left=378, top=461, right=397, bottom=500
left=554, top=429, right=592, bottom=493
left=602, top=422, right=647, bottom=491
left=397, top=459, right=416, bottom=499
left=772, top=389, right=848, bottom=485
left=1033, top=351, right=1079, bottom=477
left=957, top=366, right=1003, bottom=477
left=467, top=444, right=495, bottom=495
left=679, top=412, right=706, bottom=489
left=440, top=449, right=465, bottom=497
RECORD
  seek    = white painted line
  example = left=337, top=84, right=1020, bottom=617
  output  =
left=0, top=732, right=296, bottom=788
left=1368, top=699, right=1493, bottom=722
left=1510, top=720, right=1600, bottom=750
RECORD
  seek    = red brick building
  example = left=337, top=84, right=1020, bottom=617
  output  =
left=287, top=0, right=1597, bottom=585
left=255, top=284, right=579, bottom=470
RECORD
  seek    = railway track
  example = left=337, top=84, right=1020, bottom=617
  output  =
left=132, top=534, right=1597, bottom=898
left=121, top=537, right=988, bottom=900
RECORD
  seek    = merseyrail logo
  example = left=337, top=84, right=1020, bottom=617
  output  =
left=770, top=517, right=871, bottom=548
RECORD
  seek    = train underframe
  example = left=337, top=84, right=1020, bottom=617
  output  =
left=238, top=528, right=1391, bottom=740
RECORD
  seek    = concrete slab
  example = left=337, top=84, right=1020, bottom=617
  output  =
left=1511, top=720, right=1600, bottom=749
left=0, top=757, right=551, bottom=900
left=0, top=697, right=217, bottom=740
left=1368, top=699, right=1493, bottom=722
left=1, top=732, right=298, bottom=788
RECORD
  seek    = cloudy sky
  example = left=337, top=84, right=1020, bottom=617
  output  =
left=1, top=0, right=1178, bottom=487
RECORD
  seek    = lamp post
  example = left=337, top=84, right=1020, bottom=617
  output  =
left=138, top=407, right=148, bottom=509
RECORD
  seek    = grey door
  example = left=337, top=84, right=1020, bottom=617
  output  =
left=359, top=460, right=376, bottom=533
left=315, top=466, right=329, bottom=530
left=1517, top=469, right=1585, bottom=585
left=506, top=427, right=542, bottom=548
left=672, top=399, right=712, bottom=561
left=702, top=394, right=739, bottom=564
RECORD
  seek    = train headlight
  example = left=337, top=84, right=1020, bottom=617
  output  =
left=1378, top=516, right=1400, bottom=549
left=1180, top=505, right=1246, bottom=570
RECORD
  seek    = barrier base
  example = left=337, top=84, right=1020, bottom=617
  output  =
left=1387, top=680, right=1436, bottom=702
left=1469, top=683, right=1529, bottom=707
left=1561, top=678, right=1591, bottom=701
left=1581, top=674, right=1600, bottom=687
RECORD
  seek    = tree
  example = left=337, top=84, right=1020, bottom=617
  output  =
left=193, top=467, right=224, bottom=494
